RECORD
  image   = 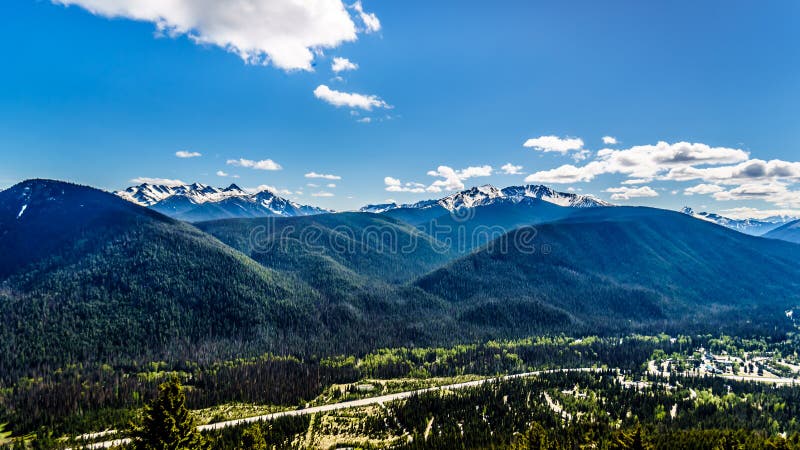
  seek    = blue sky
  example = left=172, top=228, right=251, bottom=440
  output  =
left=1, top=0, right=799, bottom=217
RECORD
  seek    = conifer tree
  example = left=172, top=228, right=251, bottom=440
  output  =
left=240, top=424, right=267, bottom=450
left=131, top=378, right=206, bottom=450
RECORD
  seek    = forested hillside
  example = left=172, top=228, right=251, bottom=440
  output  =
left=3, top=181, right=800, bottom=386
left=0, top=181, right=453, bottom=381
left=416, top=207, right=800, bottom=335
left=0, top=180, right=332, bottom=379
left=196, top=212, right=454, bottom=284
left=416, top=198, right=579, bottom=254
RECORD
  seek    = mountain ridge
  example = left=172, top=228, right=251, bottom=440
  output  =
left=3, top=179, right=800, bottom=377
left=415, top=206, right=800, bottom=335
left=361, top=184, right=612, bottom=214
left=680, top=207, right=789, bottom=236
left=764, top=218, right=800, bottom=244
left=116, top=182, right=329, bottom=222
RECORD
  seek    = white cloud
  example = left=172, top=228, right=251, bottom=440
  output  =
left=53, top=0, right=380, bottom=71
left=665, top=159, right=800, bottom=184
left=175, top=150, right=201, bottom=158
left=524, top=139, right=800, bottom=210
left=326, top=183, right=337, bottom=188
left=500, top=163, right=524, bottom=175
left=602, top=136, right=618, bottom=145
left=571, top=149, right=592, bottom=162
left=598, top=141, right=749, bottom=179
left=307, top=183, right=319, bottom=188
left=227, top=158, right=282, bottom=171
left=525, top=162, right=606, bottom=184
left=524, top=135, right=584, bottom=154
left=216, top=170, right=229, bottom=177
left=605, top=186, right=659, bottom=201
left=455, top=166, right=493, bottom=178
left=684, top=184, right=724, bottom=196
left=620, top=178, right=651, bottom=185
left=426, top=165, right=492, bottom=192
left=352, top=0, right=380, bottom=33
left=383, top=164, right=508, bottom=195
left=712, top=182, right=800, bottom=208
left=357, top=117, right=372, bottom=123
left=305, top=172, right=342, bottom=180
left=131, top=177, right=186, bottom=186
left=314, top=85, right=389, bottom=110
left=331, top=56, right=358, bottom=72
left=526, top=141, right=749, bottom=184
left=384, top=176, right=426, bottom=193
left=312, top=191, right=335, bottom=197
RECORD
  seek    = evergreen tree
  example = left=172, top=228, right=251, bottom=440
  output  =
left=513, top=422, right=552, bottom=449
left=0, top=423, right=10, bottom=447
left=131, top=378, right=206, bottom=450
left=631, top=426, right=645, bottom=450
left=240, top=424, right=267, bottom=450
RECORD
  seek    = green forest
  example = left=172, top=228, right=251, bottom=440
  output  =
left=2, top=333, right=800, bottom=449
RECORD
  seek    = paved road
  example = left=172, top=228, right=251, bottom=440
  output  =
left=647, top=360, right=799, bottom=385
left=76, top=368, right=598, bottom=449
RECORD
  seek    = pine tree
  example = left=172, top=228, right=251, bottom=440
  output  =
left=513, top=422, right=552, bottom=449
left=0, top=423, right=10, bottom=446
left=240, top=424, right=267, bottom=449
left=631, top=426, right=645, bottom=450
left=131, top=378, right=206, bottom=450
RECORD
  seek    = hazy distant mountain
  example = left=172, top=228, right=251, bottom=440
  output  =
left=116, top=182, right=328, bottom=222
left=680, top=207, right=791, bottom=235
left=680, top=207, right=778, bottom=235
left=764, top=219, right=800, bottom=244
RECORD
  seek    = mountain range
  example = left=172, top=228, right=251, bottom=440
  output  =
left=116, top=182, right=328, bottom=222
left=115, top=181, right=798, bottom=242
left=2, top=178, right=800, bottom=379
left=680, top=207, right=793, bottom=236
left=361, top=184, right=611, bottom=213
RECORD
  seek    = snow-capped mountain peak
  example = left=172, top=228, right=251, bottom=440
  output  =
left=359, top=184, right=612, bottom=213
left=116, top=182, right=244, bottom=207
left=439, top=185, right=504, bottom=210
left=361, top=203, right=400, bottom=214
left=500, top=184, right=612, bottom=208
left=115, top=182, right=328, bottom=221
left=222, top=183, right=245, bottom=193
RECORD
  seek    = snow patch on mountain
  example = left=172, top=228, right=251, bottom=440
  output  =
left=360, top=184, right=612, bottom=213
left=116, top=183, right=248, bottom=206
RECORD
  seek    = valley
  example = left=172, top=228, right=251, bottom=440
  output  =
left=13, top=334, right=800, bottom=449
left=2, top=179, right=800, bottom=449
